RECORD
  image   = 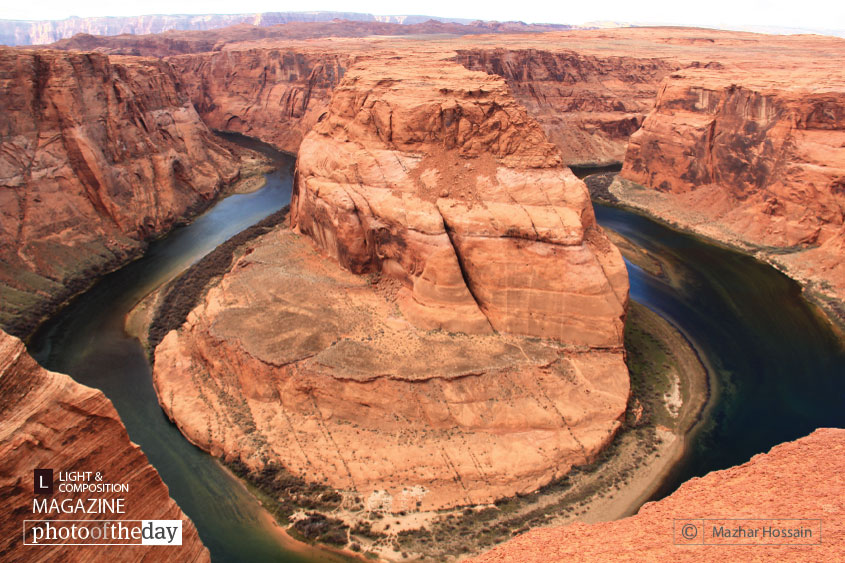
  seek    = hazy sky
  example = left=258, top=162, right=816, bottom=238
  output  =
left=1, top=1, right=843, bottom=31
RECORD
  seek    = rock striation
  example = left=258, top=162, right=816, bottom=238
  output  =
left=471, top=428, right=845, bottom=562
left=170, top=48, right=347, bottom=153
left=152, top=54, right=630, bottom=511
left=0, top=329, right=209, bottom=561
left=456, top=48, right=676, bottom=165
left=618, top=64, right=845, bottom=318
left=292, top=54, right=628, bottom=344
left=0, top=48, right=243, bottom=337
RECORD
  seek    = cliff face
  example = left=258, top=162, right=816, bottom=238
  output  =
left=292, top=54, right=628, bottom=344
left=456, top=48, right=677, bottom=165
left=0, top=48, right=243, bottom=337
left=619, top=67, right=845, bottom=312
left=472, top=428, right=845, bottom=562
left=152, top=54, right=630, bottom=511
left=0, top=329, right=209, bottom=561
left=170, top=49, right=347, bottom=153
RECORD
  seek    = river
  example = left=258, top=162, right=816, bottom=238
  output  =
left=25, top=151, right=845, bottom=561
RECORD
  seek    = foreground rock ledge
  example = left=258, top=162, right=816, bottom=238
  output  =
left=471, top=427, right=845, bottom=562
left=0, top=329, right=208, bottom=562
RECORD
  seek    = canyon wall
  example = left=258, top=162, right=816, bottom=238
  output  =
left=0, top=48, right=243, bottom=337
left=618, top=67, right=845, bottom=317
left=152, top=53, right=630, bottom=511
left=170, top=48, right=347, bottom=153
left=472, top=427, right=844, bottom=562
left=456, top=48, right=677, bottom=165
left=0, top=329, right=209, bottom=561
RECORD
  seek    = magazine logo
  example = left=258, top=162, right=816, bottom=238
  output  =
left=33, top=470, right=53, bottom=495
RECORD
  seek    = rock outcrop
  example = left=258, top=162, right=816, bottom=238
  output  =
left=152, top=54, right=630, bottom=511
left=0, top=329, right=209, bottom=561
left=170, top=48, right=347, bottom=153
left=292, top=54, right=628, bottom=344
left=456, top=48, right=676, bottom=165
left=0, top=48, right=243, bottom=337
left=618, top=64, right=845, bottom=318
left=472, top=428, right=845, bottom=562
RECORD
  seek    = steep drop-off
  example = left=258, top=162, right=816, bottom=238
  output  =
left=618, top=66, right=845, bottom=320
left=0, top=329, right=209, bottom=561
left=455, top=48, right=677, bottom=165
left=152, top=54, right=630, bottom=512
left=170, top=48, right=347, bottom=153
left=0, top=48, right=244, bottom=337
left=472, top=428, right=844, bottom=562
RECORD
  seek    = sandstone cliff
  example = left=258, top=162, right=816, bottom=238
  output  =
left=618, top=65, right=845, bottom=318
left=292, top=54, right=628, bottom=344
left=170, top=48, right=347, bottom=153
left=0, top=329, right=209, bottom=561
left=456, top=48, right=676, bottom=165
left=472, top=427, right=845, bottom=562
left=152, top=54, right=630, bottom=512
left=0, top=48, right=243, bottom=337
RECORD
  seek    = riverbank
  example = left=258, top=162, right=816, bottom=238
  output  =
left=606, top=175, right=845, bottom=336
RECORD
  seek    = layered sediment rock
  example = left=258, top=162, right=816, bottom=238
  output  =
left=0, top=48, right=243, bottom=337
left=456, top=48, right=676, bottom=165
left=292, top=55, right=628, bottom=344
left=0, top=329, right=208, bottom=561
left=170, top=48, right=346, bottom=154
left=472, top=428, right=845, bottom=562
left=618, top=66, right=845, bottom=314
left=152, top=54, right=629, bottom=511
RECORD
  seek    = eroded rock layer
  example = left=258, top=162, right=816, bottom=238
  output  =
left=472, top=428, right=845, bottom=562
left=153, top=218, right=629, bottom=511
left=153, top=54, right=630, bottom=511
left=292, top=54, right=628, bottom=345
left=455, top=48, right=676, bottom=165
left=170, top=49, right=347, bottom=153
left=619, top=65, right=845, bottom=314
left=0, top=329, right=209, bottom=562
left=0, top=48, right=243, bottom=337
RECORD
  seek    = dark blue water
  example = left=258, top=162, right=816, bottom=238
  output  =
left=594, top=203, right=845, bottom=500
left=27, top=148, right=341, bottom=562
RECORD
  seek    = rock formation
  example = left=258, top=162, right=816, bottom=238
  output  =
left=0, top=48, right=243, bottom=337
left=292, top=54, right=628, bottom=343
left=152, top=53, right=630, bottom=511
left=455, top=48, right=676, bottom=165
left=618, top=63, right=845, bottom=318
left=471, top=428, right=845, bottom=562
left=170, top=48, right=347, bottom=153
left=0, top=329, right=209, bottom=561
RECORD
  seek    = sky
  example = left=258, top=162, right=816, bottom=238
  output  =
left=1, top=1, right=843, bottom=33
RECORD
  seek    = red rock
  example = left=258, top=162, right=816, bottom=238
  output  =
left=292, top=54, right=628, bottom=345
left=0, top=329, right=209, bottom=562
left=0, top=48, right=243, bottom=337
left=471, top=428, right=845, bottom=562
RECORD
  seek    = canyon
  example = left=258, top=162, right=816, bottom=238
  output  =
left=0, top=19, right=842, bottom=562
left=0, top=329, right=208, bottom=561
left=0, top=48, right=251, bottom=338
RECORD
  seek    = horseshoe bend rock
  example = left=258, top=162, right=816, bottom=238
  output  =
left=153, top=55, right=630, bottom=511
left=292, top=55, right=628, bottom=346
left=0, top=329, right=209, bottom=561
